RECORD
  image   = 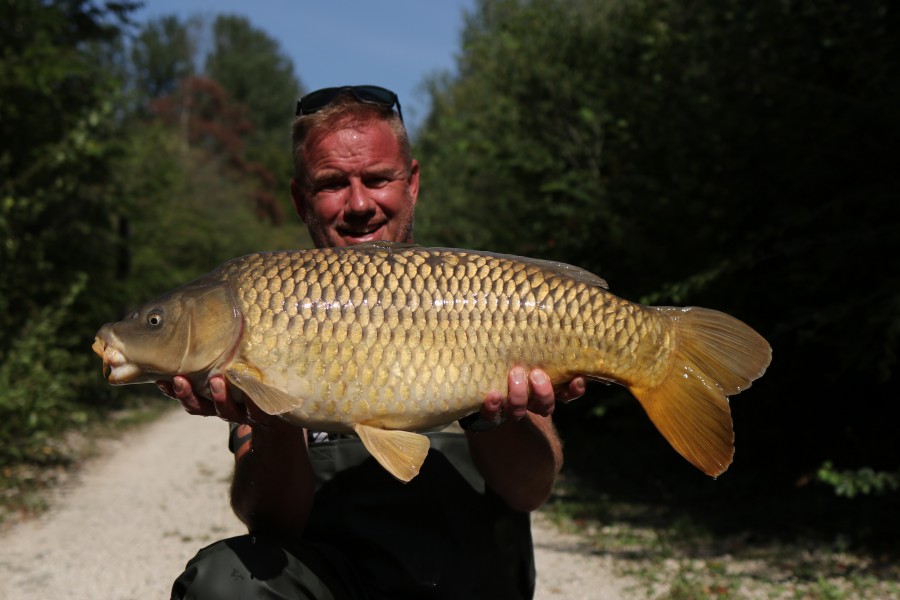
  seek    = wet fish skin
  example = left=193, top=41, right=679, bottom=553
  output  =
left=92, top=242, right=772, bottom=482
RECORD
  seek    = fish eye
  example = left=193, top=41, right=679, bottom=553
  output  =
left=147, top=311, right=164, bottom=327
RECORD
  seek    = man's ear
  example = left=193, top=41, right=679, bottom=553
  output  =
left=290, top=178, right=309, bottom=223
left=408, top=159, right=420, bottom=207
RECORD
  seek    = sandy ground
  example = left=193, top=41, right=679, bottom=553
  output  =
left=0, top=407, right=636, bottom=599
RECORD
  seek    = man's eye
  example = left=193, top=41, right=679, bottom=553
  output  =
left=365, top=177, right=390, bottom=188
left=316, top=180, right=346, bottom=192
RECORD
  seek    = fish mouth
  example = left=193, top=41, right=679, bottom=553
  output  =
left=92, top=335, right=142, bottom=385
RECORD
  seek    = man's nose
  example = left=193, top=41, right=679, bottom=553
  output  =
left=347, top=179, right=375, bottom=214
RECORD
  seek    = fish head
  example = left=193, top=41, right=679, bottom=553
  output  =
left=92, top=282, right=242, bottom=385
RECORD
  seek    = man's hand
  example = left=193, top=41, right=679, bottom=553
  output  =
left=466, top=367, right=575, bottom=511
left=157, top=376, right=275, bottom=426
left=479, top=368, right=586, bottom=423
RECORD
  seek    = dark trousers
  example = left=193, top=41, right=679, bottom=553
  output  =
left=171, top=535, right=364, bottom=600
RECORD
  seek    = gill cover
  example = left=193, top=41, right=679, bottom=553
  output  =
left=177, top=283, right=243, bottom=375
left=100, top=282, right=242, bottom=383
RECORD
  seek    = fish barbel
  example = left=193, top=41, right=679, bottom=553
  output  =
left=92, top=242, right=771, bottom=481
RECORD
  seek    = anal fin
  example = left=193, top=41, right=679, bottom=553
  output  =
left=353, top=423, right=430, bottom=482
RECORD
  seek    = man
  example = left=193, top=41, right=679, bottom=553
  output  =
left=168, top=85, right=585, bottom=599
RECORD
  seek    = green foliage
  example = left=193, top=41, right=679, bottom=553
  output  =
left=130, top=14, right=198, bottom=101
left=0, top=0, right=136, bottom=465
left=111, top=122, right=311, bottom=302
left=128, top=13, right=304, bottom=225
left=817, top=462, right=900, bottom=499
left=205, top=14, right=301, bottom=220
left=0, top=275, right=92, bottom=466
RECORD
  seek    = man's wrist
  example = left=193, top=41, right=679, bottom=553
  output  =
left=228, top=423, right=253, bottom=457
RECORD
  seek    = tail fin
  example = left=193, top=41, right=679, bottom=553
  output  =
left=631, top=307, right=772, bottom=477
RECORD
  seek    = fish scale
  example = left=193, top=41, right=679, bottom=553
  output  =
left=92, top=241, right=771, bottom=482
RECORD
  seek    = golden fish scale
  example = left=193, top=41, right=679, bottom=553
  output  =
left=215, top=247, right=673, bottom=431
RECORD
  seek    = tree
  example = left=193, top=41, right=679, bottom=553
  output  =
left=149, top=75, right=284, bottom=223
left=205, top=14, right=301, bottom=141
left=0, top=0, right=139, bottom=463
left=129, top=14, right=197, bottom=103
left=125, top=13, right=306, bottom=226
left=204, top=14, right=302, bottom=220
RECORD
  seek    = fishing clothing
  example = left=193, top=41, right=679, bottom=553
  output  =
left=171, top=429, right=536, bottom=600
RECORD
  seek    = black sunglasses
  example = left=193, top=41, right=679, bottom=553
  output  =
left=295, top=85, right=403, bottom=122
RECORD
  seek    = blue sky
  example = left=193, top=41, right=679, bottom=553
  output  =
left=134, top=1, right=477, bottom=134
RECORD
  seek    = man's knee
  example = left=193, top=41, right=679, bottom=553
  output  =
left=171, top=535, right=343, bottom=600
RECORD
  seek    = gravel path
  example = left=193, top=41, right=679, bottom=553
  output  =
left=0, top=408, right=635, bottom=599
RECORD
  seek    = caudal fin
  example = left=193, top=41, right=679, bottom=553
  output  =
left=631, top=307, right=772, bottom=477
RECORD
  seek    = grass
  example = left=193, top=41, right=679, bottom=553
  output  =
left=0, top=395, right=172, bottom=529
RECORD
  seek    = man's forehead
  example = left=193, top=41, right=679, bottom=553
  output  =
left=308, top=120, right=397, bottom=152
left=305, top=122, right=405, bottom=175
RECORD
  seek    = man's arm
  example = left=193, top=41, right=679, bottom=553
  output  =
left=166, top=376, right=315, bottom=538
left=466, top=368, right=582, bottom=512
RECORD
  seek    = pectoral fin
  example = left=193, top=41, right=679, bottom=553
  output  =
left=225, top=367, right=304, bottom=415
left=353, top=423, right=430, bottom=482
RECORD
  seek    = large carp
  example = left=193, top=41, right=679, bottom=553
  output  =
left=92, top=242, right=771, bottom=482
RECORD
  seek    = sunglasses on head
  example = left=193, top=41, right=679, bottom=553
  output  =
left=295, top=85, right=403, bottom=122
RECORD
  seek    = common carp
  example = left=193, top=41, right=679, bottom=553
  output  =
left=92, top=242, right=771, bottom=482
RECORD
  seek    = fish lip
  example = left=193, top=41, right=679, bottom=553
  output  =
left=106, top=363, right=143, bottom=384
left=92, top=335, right=141, bottom=384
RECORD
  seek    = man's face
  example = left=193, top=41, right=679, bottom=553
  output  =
left=291, top=120, right=419, bottom=248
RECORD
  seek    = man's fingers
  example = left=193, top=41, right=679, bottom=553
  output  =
left=506, top=366, right=529, bottom=419
left=166, top=376, right=217, bottom=416
left=160, top=375, right=249, bottom=422
left=480, top=392, right=504, bottom=421
left=527, top=369, right=555, bottom=417
left=208, top=377, right=229, bottom=403
left=206, top=376, right=252, bottom=424
left=557, top=376, right=587, bottom=403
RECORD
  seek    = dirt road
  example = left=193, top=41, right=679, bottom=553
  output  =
left=0, top=408, right=635, bottom=599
